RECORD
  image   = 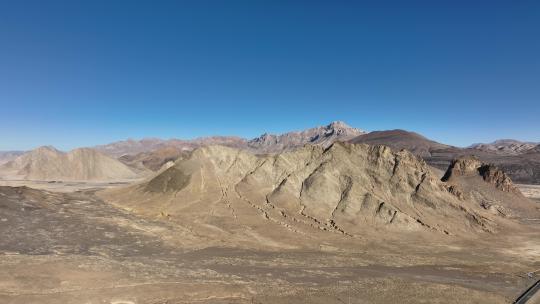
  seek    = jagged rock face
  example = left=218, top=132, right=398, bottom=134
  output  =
left=478, top=165, right=520, bottom=194
left=247, top=121, right=365, bottom=153
left=102, top=143, right=507, bottom=250
left=442, top=157, right=520, bottom=195
left=441, top=157, right=484, bottom=179
left=0, top=146, right=138, bottom=181
left=441, top=156, right=537, bottom=218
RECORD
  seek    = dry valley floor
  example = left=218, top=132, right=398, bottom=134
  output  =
left=0, top=183, right=539, bottom=303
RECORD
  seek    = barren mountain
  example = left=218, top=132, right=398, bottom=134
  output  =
left=0, top=151, right=24, bottom=165
left=469, top=139, right=538, bottom=155
left=246, top=121, right=365, bottom=153
left=0, top=146, right=138, bottom=181
left=93, top=137, right=166, bottom=157
left=94, top=137, right=177, bottom=157
left=102, top=122, right=365, bottom=171
left=118, top=146, right=191, bottom=172
left=101, top=143, right=537, bottom=250
left=349, top=129, right=450, bottom=157
left=94, top=136, right=246, bottom=158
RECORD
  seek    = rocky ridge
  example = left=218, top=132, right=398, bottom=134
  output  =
left=442, top=156, right=521, bottom=194
left=100, top=121, right=365, bottom=171
left=96, top=121, right=363, bottom=158
left=99, top=142, right=537, bottom=250
left=441, top=156, right=536, bottom=218
left=246, top=121, right=365, bottom=153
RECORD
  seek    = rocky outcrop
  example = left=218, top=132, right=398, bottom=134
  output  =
left=478, top=165, right=520, bottom=194
left=442, top=156, right=521, bottom=195
left=94, top=137, right=246, bottom=158
left=440, top=156, right=537, bottom=218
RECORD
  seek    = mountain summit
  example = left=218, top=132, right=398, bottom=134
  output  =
left=96, top=121, right=364, bottom=157
left=246, top=121, right=365, bottom=153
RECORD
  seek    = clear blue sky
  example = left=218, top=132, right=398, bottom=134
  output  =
left=1, top=1, right=539, bottom=150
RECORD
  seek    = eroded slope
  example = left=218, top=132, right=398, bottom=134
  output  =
left=100, top=143, right=535, bottom=249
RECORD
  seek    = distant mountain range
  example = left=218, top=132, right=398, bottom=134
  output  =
left=469, top=139, right=539, bottom=155
left=94, top=121, right=365, bottom=172
left=1, top=121, right=539, bottom=184
left=246, top=121, right=365, bottom=153
left=349, top=129, right=451, bottom=157
left=92, top=136, right=247, bottom=158
left=93, top=121, right=365, bottom=157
